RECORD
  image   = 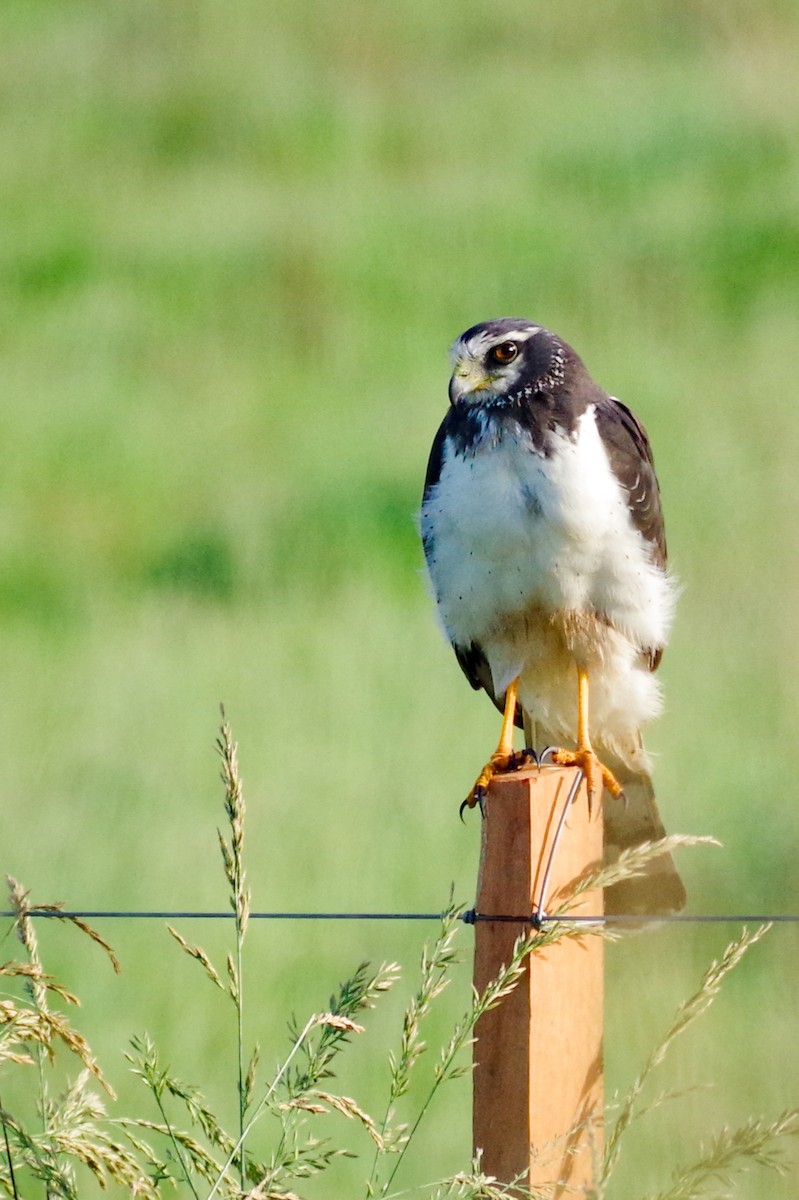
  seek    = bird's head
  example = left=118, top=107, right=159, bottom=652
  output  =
left=448, top=318, right=563, bottom=407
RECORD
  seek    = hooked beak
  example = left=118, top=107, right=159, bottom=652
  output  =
left=448, top=360, right=491, bottom=405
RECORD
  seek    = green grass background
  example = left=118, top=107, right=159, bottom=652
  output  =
left=2, top=0, right=799, bottom=1195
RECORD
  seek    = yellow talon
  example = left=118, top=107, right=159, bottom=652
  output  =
left=550, top=667, right=623, bottom=806
left=462, top=667, right=623, bottom=816
left=463, top=678, right=529, bottom=810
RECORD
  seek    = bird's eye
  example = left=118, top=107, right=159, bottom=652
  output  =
left=489, top=341, right=519, bottom=365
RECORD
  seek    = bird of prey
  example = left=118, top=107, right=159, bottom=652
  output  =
left=421, top=318, right=685, bottom=914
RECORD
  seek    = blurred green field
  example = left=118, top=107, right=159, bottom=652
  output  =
left=2, top=1, right=799, bottom=1195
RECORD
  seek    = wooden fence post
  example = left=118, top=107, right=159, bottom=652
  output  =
left=472, top=765, right=604, bottom=1197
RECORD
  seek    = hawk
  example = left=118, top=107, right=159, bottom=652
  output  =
left=421, top=319, right=685, bottom=914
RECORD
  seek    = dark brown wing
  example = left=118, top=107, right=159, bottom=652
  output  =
left=594, top=396, right=667, bottom=570
left=594, top=395, right=667, bottom=671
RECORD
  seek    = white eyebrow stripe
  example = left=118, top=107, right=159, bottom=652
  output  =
left=455, top=325, right=542, bottom=360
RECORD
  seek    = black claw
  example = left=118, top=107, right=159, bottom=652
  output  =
left=460, top=783, right=487, bottom=821
left=459, top=794, right=477, bottom=822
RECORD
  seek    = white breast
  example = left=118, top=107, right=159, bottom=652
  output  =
left=422, top=407, right=674, bottom=672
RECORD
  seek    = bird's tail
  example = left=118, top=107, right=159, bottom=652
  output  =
left=601, top=757, right=686, bottom=915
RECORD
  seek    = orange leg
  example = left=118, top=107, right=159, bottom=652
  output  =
left=551, top=666, right=623, bottom=804
left=463, top=678, right=535, bottom=811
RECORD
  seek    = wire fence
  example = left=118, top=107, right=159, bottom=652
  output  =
left=3, top=908, right=799, bottom=923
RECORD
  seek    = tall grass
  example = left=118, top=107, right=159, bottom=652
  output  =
left=2, top=717, right=797, bottom=1198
